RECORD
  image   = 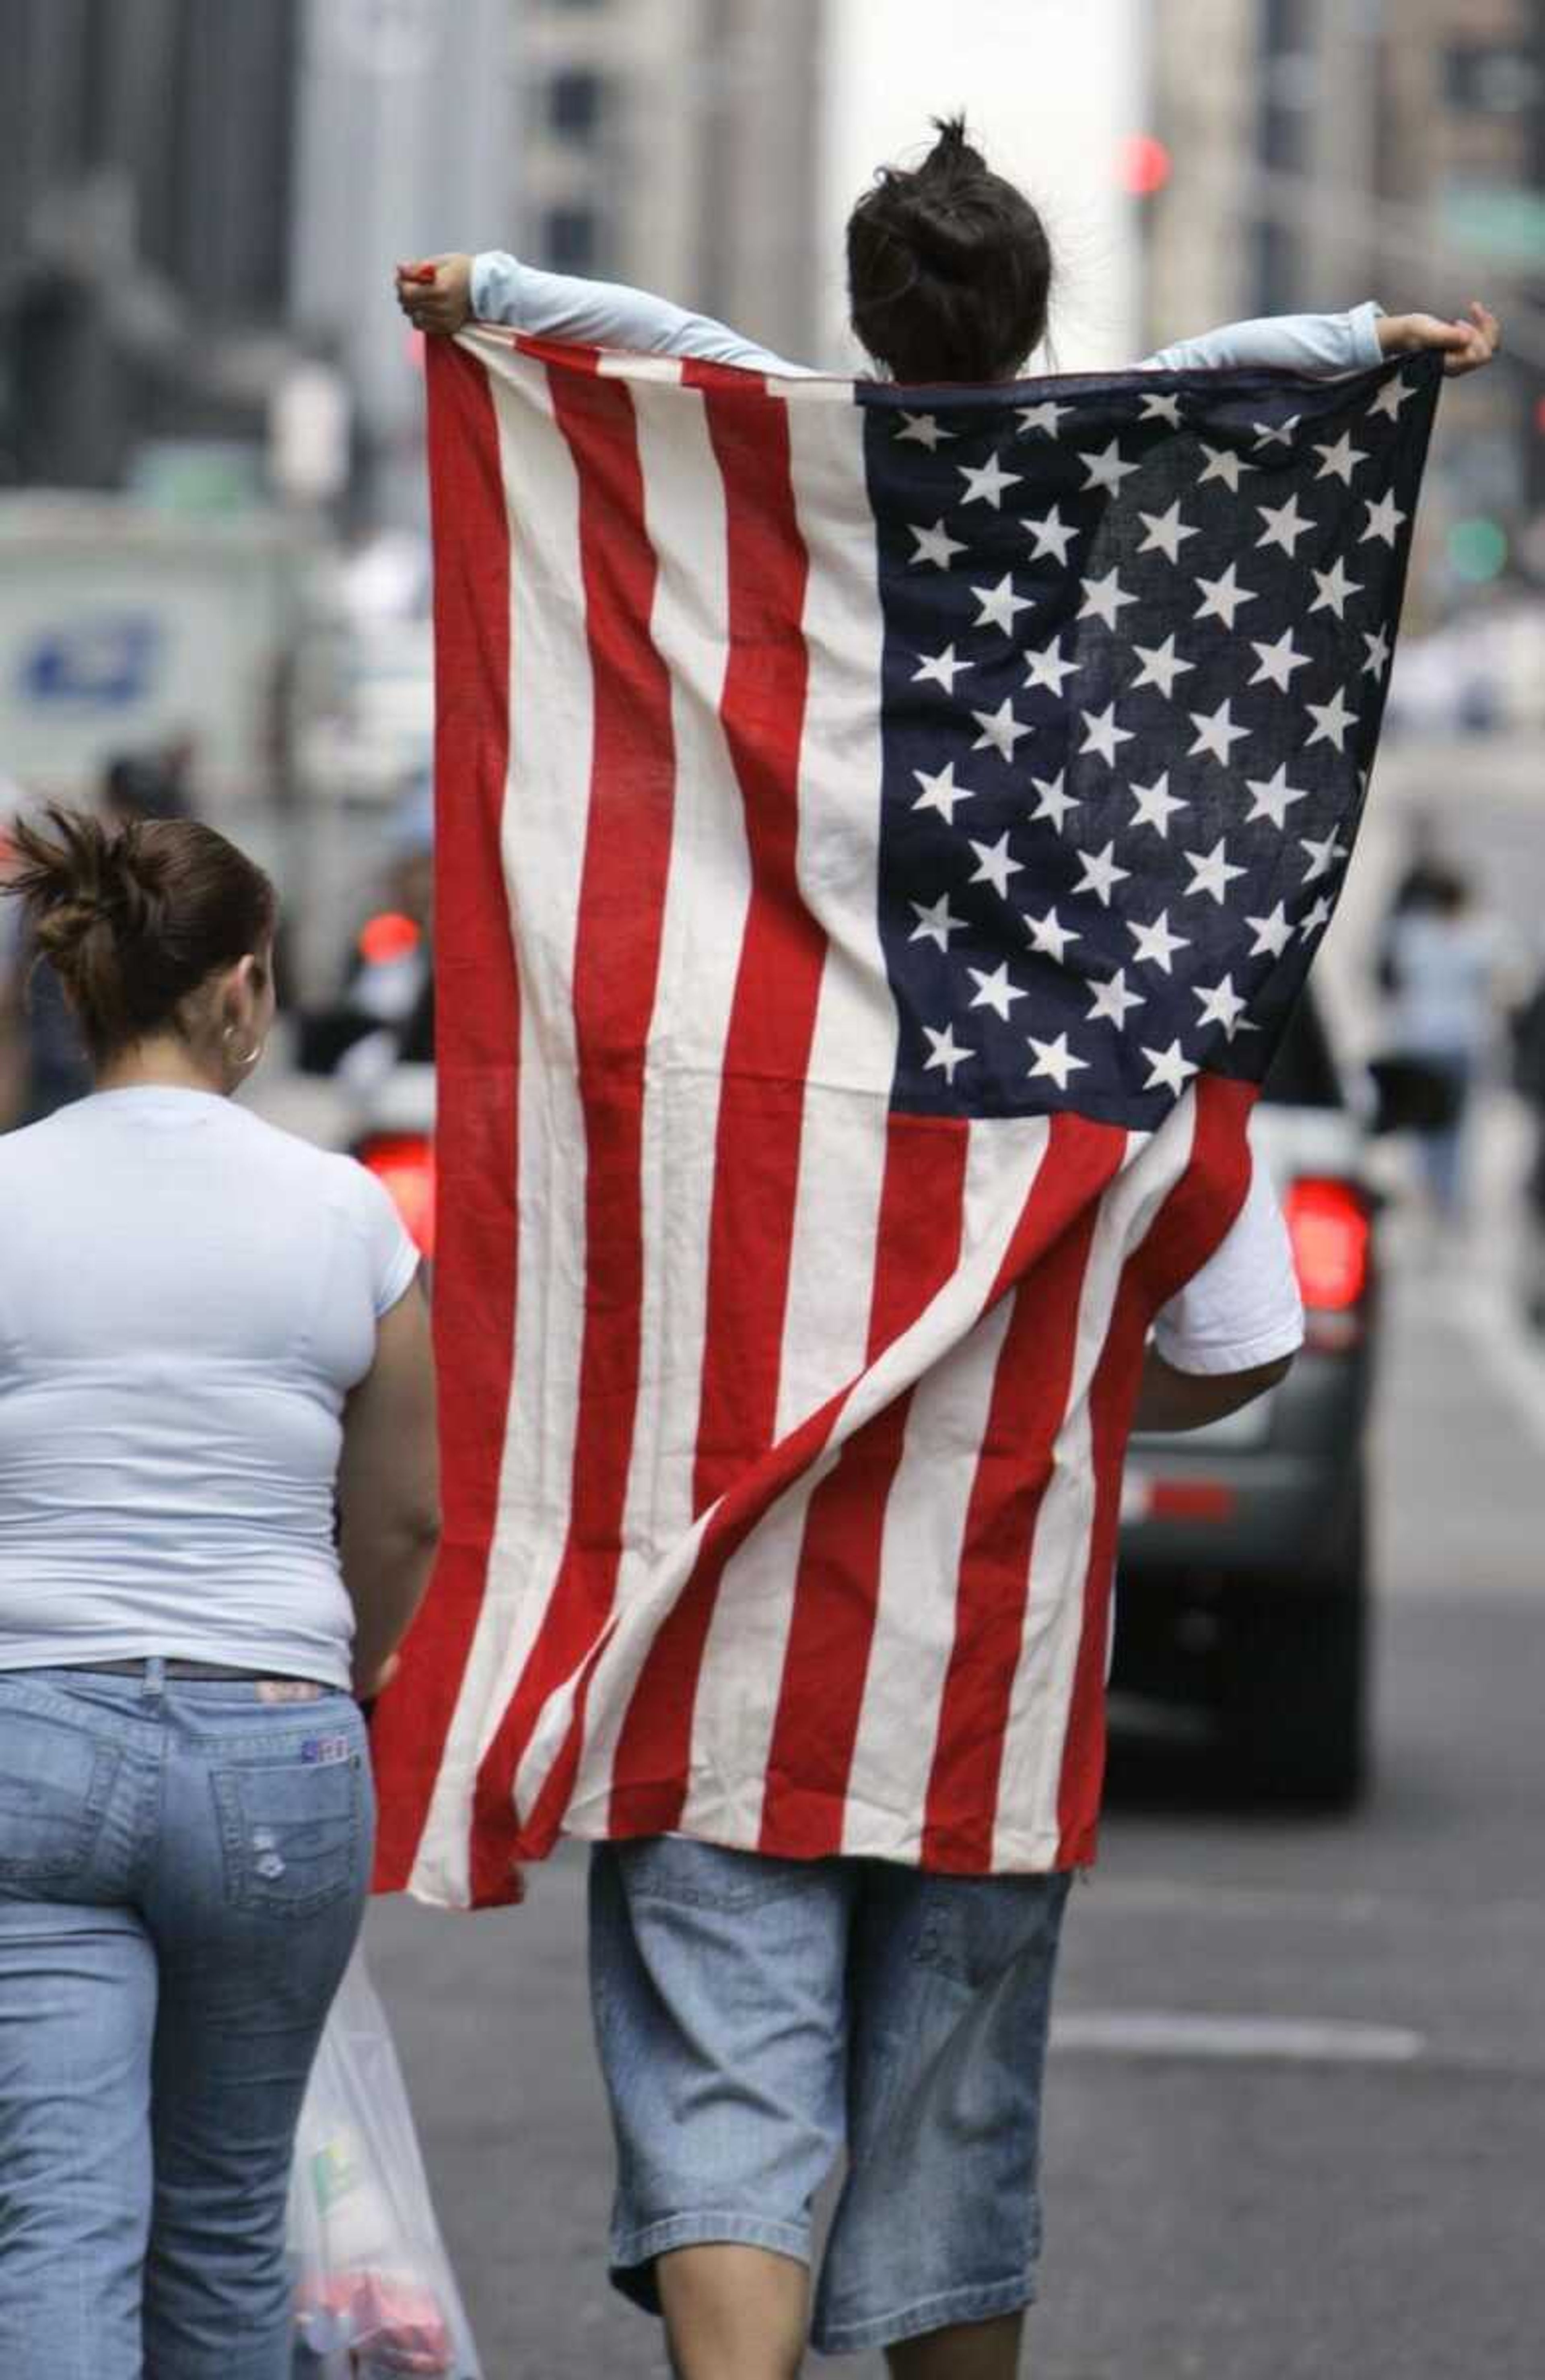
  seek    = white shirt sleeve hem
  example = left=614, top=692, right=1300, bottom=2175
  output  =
left=1150, top=1313, right=1305, bottom=1377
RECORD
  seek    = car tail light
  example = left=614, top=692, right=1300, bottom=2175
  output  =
left=358, top=1132, right=437, bottom=1259
left=1282, top=1175, right=1370, bottom=1311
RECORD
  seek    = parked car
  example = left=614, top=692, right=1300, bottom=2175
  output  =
left=1113, top=992, right=1380, bottom=1810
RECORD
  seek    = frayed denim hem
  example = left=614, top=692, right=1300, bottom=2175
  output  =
left=812, top=2271, right=1036, bottom=2357
left=610, top=2211, right=812, bottom=2316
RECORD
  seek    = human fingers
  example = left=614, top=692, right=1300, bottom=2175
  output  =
left=1444, top=305, right=1501, bottom=375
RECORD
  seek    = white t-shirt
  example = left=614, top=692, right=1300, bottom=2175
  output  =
left=1153, top=1154, right=1303, bottom=1375
left=0, top=1087, right=420, bottom=1686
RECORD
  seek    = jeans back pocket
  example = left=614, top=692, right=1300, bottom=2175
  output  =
left=0, top=1708, right=119, bottom=1884
left=212, top=1747, right=365, bottom=1918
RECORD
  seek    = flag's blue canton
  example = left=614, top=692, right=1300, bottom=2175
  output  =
left=861, top=354, right=1440, bottom=1126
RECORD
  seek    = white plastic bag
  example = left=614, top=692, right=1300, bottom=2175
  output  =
left=288, top=1947, right=483, bottom=2379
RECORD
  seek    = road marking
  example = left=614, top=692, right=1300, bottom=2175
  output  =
left=1052, top=2010, right=1426, bottom=2065
left=1079, top=1875, right=1545, bottom=1934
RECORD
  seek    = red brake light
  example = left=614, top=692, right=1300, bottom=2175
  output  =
left=1282, top=1176, right=1370, bottom=1311
left=358, top=1132, right=436, bottom=1259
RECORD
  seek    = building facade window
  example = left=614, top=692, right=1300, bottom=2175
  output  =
left=542, top=205, right=600, bottom=272
left=548, top=68, right=605, bottom=141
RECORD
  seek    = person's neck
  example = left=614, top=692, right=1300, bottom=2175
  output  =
left=95, top=1039, right=229, bottom=1098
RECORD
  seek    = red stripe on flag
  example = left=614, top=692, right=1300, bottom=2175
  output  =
left=756, top=1115, right=970, bottom=1858
left=600, top=363, right=820, bottom=1836
left=469, top=359, right=676, bottom=1898
left=921, top=1116, right=1129, bottom=1872
left=1055, top=1076, right=1257, bottom=1865
left=684, top=363, right=822, bottom=1514
left=371, top=342, right=520, bottom=1898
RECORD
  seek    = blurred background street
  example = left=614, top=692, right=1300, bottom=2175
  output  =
left=2, top=0, right=1544, bottom=2373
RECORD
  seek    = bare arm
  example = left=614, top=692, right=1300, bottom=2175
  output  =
left=337, top=1275, right=440, bottom=1698
left=1133, top=1348, right=1294, bottom=1435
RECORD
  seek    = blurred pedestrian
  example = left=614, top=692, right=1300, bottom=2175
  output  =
left=1384, top=861, right=1510, bottom=1226
left=0, top=806, right=439, bottom=2380
left=397, top=113, right=1500, bottom=2380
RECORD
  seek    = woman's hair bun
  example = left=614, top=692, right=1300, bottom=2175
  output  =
left=846, top=113, right=1053, bottom=385
left=3, top=803, right=275, bottom=1069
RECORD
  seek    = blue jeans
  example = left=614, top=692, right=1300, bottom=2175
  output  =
left=0, top=1663, right=373, bottom=2380
left=590, top=1837, right=1072, bottom=2357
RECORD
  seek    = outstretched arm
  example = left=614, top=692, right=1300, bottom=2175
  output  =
left=1143, top=297, right=1499, bottom=379
left=395, top=249, right=811, bottom=375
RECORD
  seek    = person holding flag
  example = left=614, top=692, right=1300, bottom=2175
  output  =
left=391, top=120, right=1497, bottom=2380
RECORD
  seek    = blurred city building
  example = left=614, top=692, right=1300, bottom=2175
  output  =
left=1145, top=0, right=1545, bottom=609
left=511, top=0, right=824, bottom=371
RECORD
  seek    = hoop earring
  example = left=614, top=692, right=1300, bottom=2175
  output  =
left=222, top=1025, right=265, bottom=1072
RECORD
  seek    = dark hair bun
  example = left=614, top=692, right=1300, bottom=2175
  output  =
left=847, top=114, right=1053, bottom=384
left=4, top=804, right=275, bottom=1068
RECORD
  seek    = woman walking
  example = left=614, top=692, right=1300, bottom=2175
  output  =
left=396, top=118, right=1498, bottom=2380
left=0, top=808, right=439, bottom=2380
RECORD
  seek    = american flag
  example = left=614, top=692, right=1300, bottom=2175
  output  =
left=372, top=327, right=1438, bottom=1908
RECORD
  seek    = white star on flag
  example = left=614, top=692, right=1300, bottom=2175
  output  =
left=1138, top=501, right=1199, bottom=563
left=1029, top=773, right=1080, bottom=833
left=1073, top=841, right=1132, bottom=907
left=909, top=892, right=965, bottom=951
left=968, top=832, right=1024, bottom=898
left=959, top=453, right=1022, bottom=510
left=896, top=412, right=954, bottom=451
left=1300, top=828, right=1349, bottom=885
left=1183, top=837, right=1248, bottom=905
left=1187, top=698, right=1250, bottom=765
left=1313, top=430, right=1368, bottom=485
left=1016, top=399, right=1069, bottom=436
left=971, top=699, right=1030, bottom=761
left=912, top=643, right=973, bottom=692
left=1246, top=903, right=1295, bottom=958
left=1080, top=703, right=1135, bottom=766
left=1142, top=1040, right=1200, bottom=1094
left=1362, top=625, right=1392, bottom=676
left=1255, top=494, right=1315, bottom=558
left=1128, top=910, right=1191, bottom=974
left=1022, top=505, right=1079, bottom=564
left=1197, top=443, right=1255, bottom=492
left=1245, top=763, right=1309, bottom=830
left=972, top=573, right=1033, bottom=636
left=1251, top=414, right=1301, bottom=450
left=1248, top=628, right=1311, bottom=692
left=1368, top=375, right=1413, bottom=421
left=1028, top=1032, right=1090, bottom=1089
left=966, top=962, right=1026, bottom=1022
left=1302, top=893, right=1336, bottom=934
left=1022, top=640, right=1079, bottom=696
left=1128, top=635, right=1194, bottom=700
left=1024, top=906, right=1080, bottom=965
left=1139, top=391, right=1184, bottom=428
left=1086, top=968, right=1145, bottom=1027
left=1079, top=569, right=1137, bottom=631
left=909, top=519, right=966, bottom=570
left=911, top=761, right=974, bottom=824
left=1193, top=976, right=1256, bottom=1040
left=1310, top=557, right=1361, bottom=619
left=1079, top=439, right=1141, bottom=497
left=1128, top=772, right=1189, bottom=837
left=922, top=1023, right=972, bottom=1082
left=1305, top=688, right=1358, bottom=752
left=1361, top=488, right=1407, bottom=547
left=1194, top=563, right=1257, bottom=629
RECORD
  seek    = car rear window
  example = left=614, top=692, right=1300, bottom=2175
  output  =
left=1263, top=993, right=1343, bottom=1110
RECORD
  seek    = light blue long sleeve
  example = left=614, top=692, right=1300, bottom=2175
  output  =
left=470, top=251, right=1385, bottom=382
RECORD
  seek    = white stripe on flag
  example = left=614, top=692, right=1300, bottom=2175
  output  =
left=408, top=349, right=593, bottom=1901
left=838, top=1117, right=1054, bottom=1863
left=997, top=1097, right=1199, bottom=1866
left=552, top=371, right=753, bottom=1820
